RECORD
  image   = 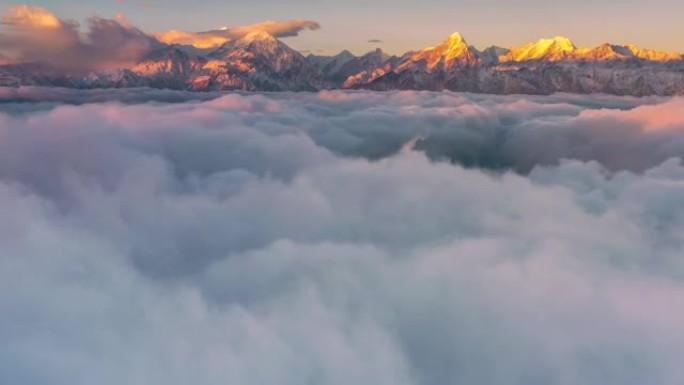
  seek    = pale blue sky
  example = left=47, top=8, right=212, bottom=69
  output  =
left=10, top=0, right=684, bottom=55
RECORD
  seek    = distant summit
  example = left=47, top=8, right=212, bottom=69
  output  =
left=501, top=36, right=576, bottom=61
left=497, top=36, right=681, bottom=63
left=408, top=31, right=483, bottom=69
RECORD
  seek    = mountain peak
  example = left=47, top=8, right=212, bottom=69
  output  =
left=335, top=50, right=356, bottom=61
left=530, top=36, right=576, bottom=54
left=444, top=32, right=467, bottom=47
left=502, top=36, right=576, bottom=61
left=435, top=32, right=476, bottom=62
left=364, top=48, right=388, bottom=58
left=548, top=36, right=575, bottom=51
left=448, top=32, right=465, bottom=41
left=402, top=31, right=480, bottom=70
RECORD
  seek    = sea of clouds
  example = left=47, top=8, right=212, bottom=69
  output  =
left=1, top=88, right=684, bottom=385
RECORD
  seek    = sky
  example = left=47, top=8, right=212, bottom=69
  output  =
left=10, top=0, right=684, bottom=55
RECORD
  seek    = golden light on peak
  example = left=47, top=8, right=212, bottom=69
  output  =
left=499, top=35, right=681, bottom=63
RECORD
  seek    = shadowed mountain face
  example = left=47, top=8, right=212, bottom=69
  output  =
left=1, top=31, right=684, bottom=95
left=308, top=48, right=392, bottom=84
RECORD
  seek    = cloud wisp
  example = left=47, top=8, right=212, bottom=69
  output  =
left=153, top=20, right=321, bottom=49
left=1, top=90, right=684, bottom=384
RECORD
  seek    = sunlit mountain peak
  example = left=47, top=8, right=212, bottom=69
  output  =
left=435, top=32, right=473, bottom=59
left=398, top=31, right=482, bottom=72
left=546, top=36, right=576, bottom=51
left=446, top=32, right=466, bottom=45
left=502, top=36, right=576, bottom=61
left=625, top=44, right=682, bottom=61
left=497, top=36, right=682, bottom=63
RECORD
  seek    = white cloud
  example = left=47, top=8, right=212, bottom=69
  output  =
left=1, top=90, right=684, bottom=384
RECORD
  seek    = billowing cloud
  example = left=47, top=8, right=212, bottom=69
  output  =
left=154, top=19, right=321, bottom=49
left=1, top=90, right=684, bottom=384
left=0, top=5, right=160, bottom=72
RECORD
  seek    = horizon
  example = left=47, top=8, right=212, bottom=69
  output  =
left=3, top=2, right=683, bottom=56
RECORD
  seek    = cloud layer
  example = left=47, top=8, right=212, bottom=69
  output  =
left=1, top=90, right=684, bottom=385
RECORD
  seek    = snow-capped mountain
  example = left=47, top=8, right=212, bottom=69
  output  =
left=497, top=36, right=683, bottom=62
left=130, top=47, right=201, bottom=88
left=307, top=50, right=356, bottom=81
left=1, top=31, right=683, bottom=96
left=310, top=48, right=394, bottom=85
left=0, top=31, right=323, bottom=91
left=344, top=33, right=684, bottom=95
left=406, top=32, right=483, bottom=69
left=343, top=32, right=484, bottom=90
left=500, top=36, right=577, bottom=62
left=195, top=31, right=323, bottom=91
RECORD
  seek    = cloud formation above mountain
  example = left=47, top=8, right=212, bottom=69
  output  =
left=154, top=20, right=321, bottom=49
left=1, top=89, right=684, bottom=384
left=0, top=5, right=160, bottom=72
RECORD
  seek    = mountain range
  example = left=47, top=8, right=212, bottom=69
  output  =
left=2, top=31, right=684, bottom=96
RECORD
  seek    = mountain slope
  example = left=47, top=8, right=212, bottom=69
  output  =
left=500, top=36, right=576, bottom=62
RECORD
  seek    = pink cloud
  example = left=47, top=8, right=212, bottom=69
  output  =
left=0, top=5, right=160, bottom=72
left=580, top=97, right=684, bottom=132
